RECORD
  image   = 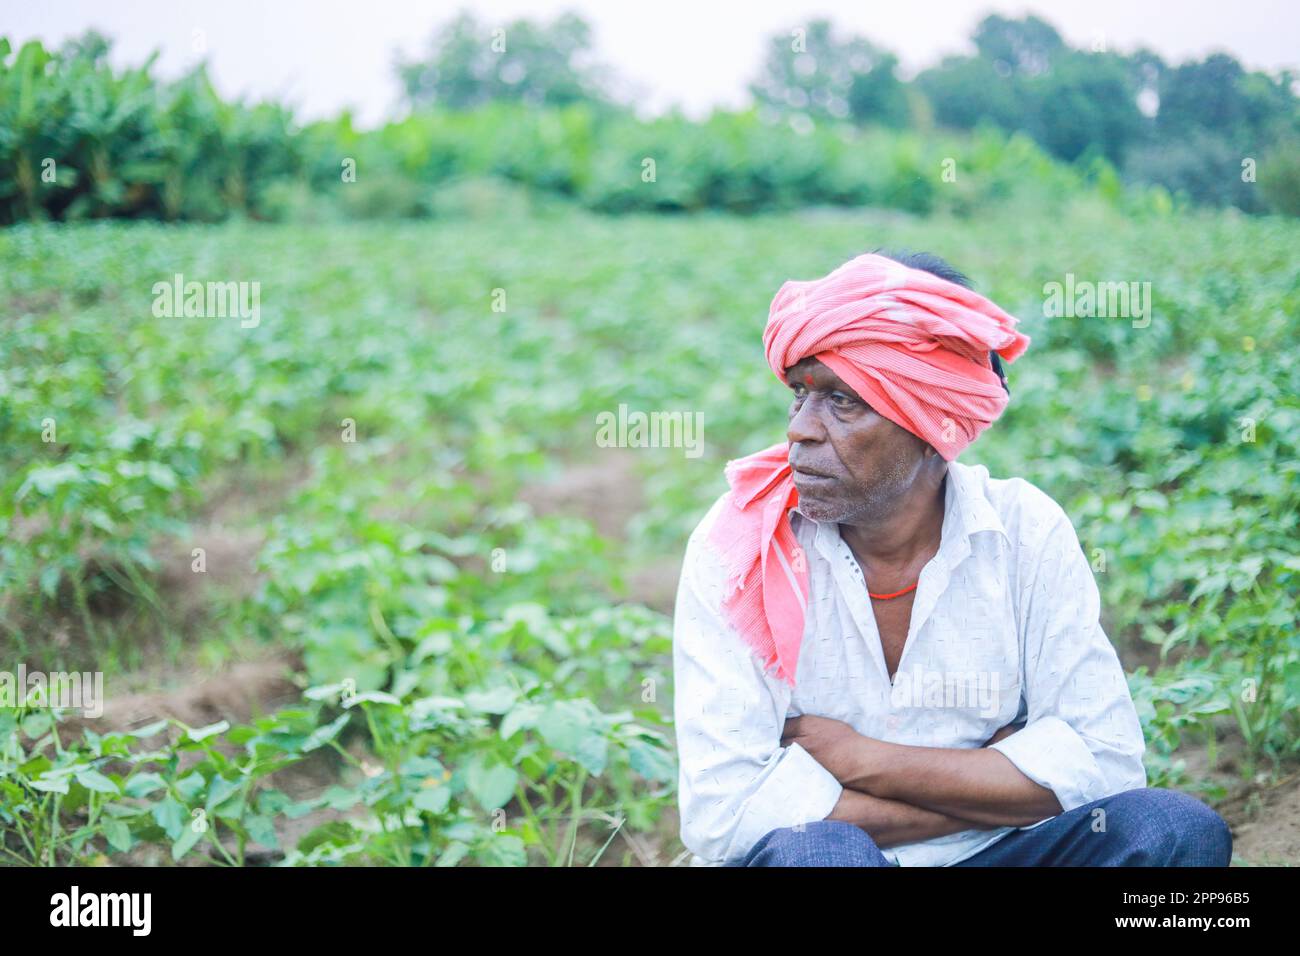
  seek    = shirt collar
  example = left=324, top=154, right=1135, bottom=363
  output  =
left=792, top=459, right=1009, bottom=553
left=943, top=460, right=1010, bottom=545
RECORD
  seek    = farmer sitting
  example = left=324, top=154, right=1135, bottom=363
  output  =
left=671, top=250, right=1233, bottom=867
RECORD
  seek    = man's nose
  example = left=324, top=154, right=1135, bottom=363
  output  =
left=787, top=395, right=826, bottom=445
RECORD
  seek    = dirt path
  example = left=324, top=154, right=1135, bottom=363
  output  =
left=518, top=447, right=683, bottom=612
left=58, top=651, right=302, bottom=740
left=1224, top=772, right=1300, bottom=866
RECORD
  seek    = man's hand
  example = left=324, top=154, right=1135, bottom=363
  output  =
left=781, top=715, right=876, bottom=789
left=784, top=714, right=1058, bottom=828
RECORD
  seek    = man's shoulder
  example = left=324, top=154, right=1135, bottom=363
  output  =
left=953, top=460, right=1073, bottom=552
left=687, top=489, right=733, bottom=542
left=677, top=490, right=734, bottom=585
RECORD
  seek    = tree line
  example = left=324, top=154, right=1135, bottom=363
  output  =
left=2, top=12, right=1296, bottom=223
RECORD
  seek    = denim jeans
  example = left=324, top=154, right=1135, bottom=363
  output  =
left=729, top=788, right=1233, bottom=866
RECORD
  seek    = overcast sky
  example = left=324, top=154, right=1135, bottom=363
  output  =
left=6, top=0, right=1297, bottom=126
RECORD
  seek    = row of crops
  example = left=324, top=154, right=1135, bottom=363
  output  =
left=2, top=196, right=1297, bottom=863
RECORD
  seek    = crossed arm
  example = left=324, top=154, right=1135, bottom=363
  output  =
left=780, top=715, right=1064, bottom=849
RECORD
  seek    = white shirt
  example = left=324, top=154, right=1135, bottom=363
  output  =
left=672, top=458, right=1147, bottom=866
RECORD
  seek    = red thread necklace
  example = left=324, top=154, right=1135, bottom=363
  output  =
left=868, top=580, right=918, bottom=600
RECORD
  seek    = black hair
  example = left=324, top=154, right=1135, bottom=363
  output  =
left=873, top=248, right=1011, bottom=396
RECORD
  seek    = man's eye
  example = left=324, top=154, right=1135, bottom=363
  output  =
left=790, top=383, right=807, bottom=399
left=831, top=392, right=857, bottom=408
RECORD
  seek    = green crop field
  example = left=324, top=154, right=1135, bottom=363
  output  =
left=2, top=196, right=1298, bottom=865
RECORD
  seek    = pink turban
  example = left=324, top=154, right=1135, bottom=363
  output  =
left=706, top=252, right=1030, bottom=687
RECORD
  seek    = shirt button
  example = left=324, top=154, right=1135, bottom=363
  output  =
left=887, top=715, right=901, bottom=730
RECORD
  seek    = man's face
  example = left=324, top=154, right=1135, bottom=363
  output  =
left=784, top=356, right=932, bottom=525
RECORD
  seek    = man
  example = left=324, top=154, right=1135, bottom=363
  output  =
left=672, top=250, right=1233, bottom=867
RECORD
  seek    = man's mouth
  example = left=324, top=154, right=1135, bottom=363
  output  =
left=791, top=464, right=836, bottom=482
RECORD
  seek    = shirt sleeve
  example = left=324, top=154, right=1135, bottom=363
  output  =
left=989, top=502, right=1147, bottom=823
left=672, top=497, right=844, bottom=863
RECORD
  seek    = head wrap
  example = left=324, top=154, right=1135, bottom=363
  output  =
left=705, top=252, right=1030, bottom=686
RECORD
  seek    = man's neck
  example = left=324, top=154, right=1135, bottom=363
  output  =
left=839, top=469, right=948, bottom=572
